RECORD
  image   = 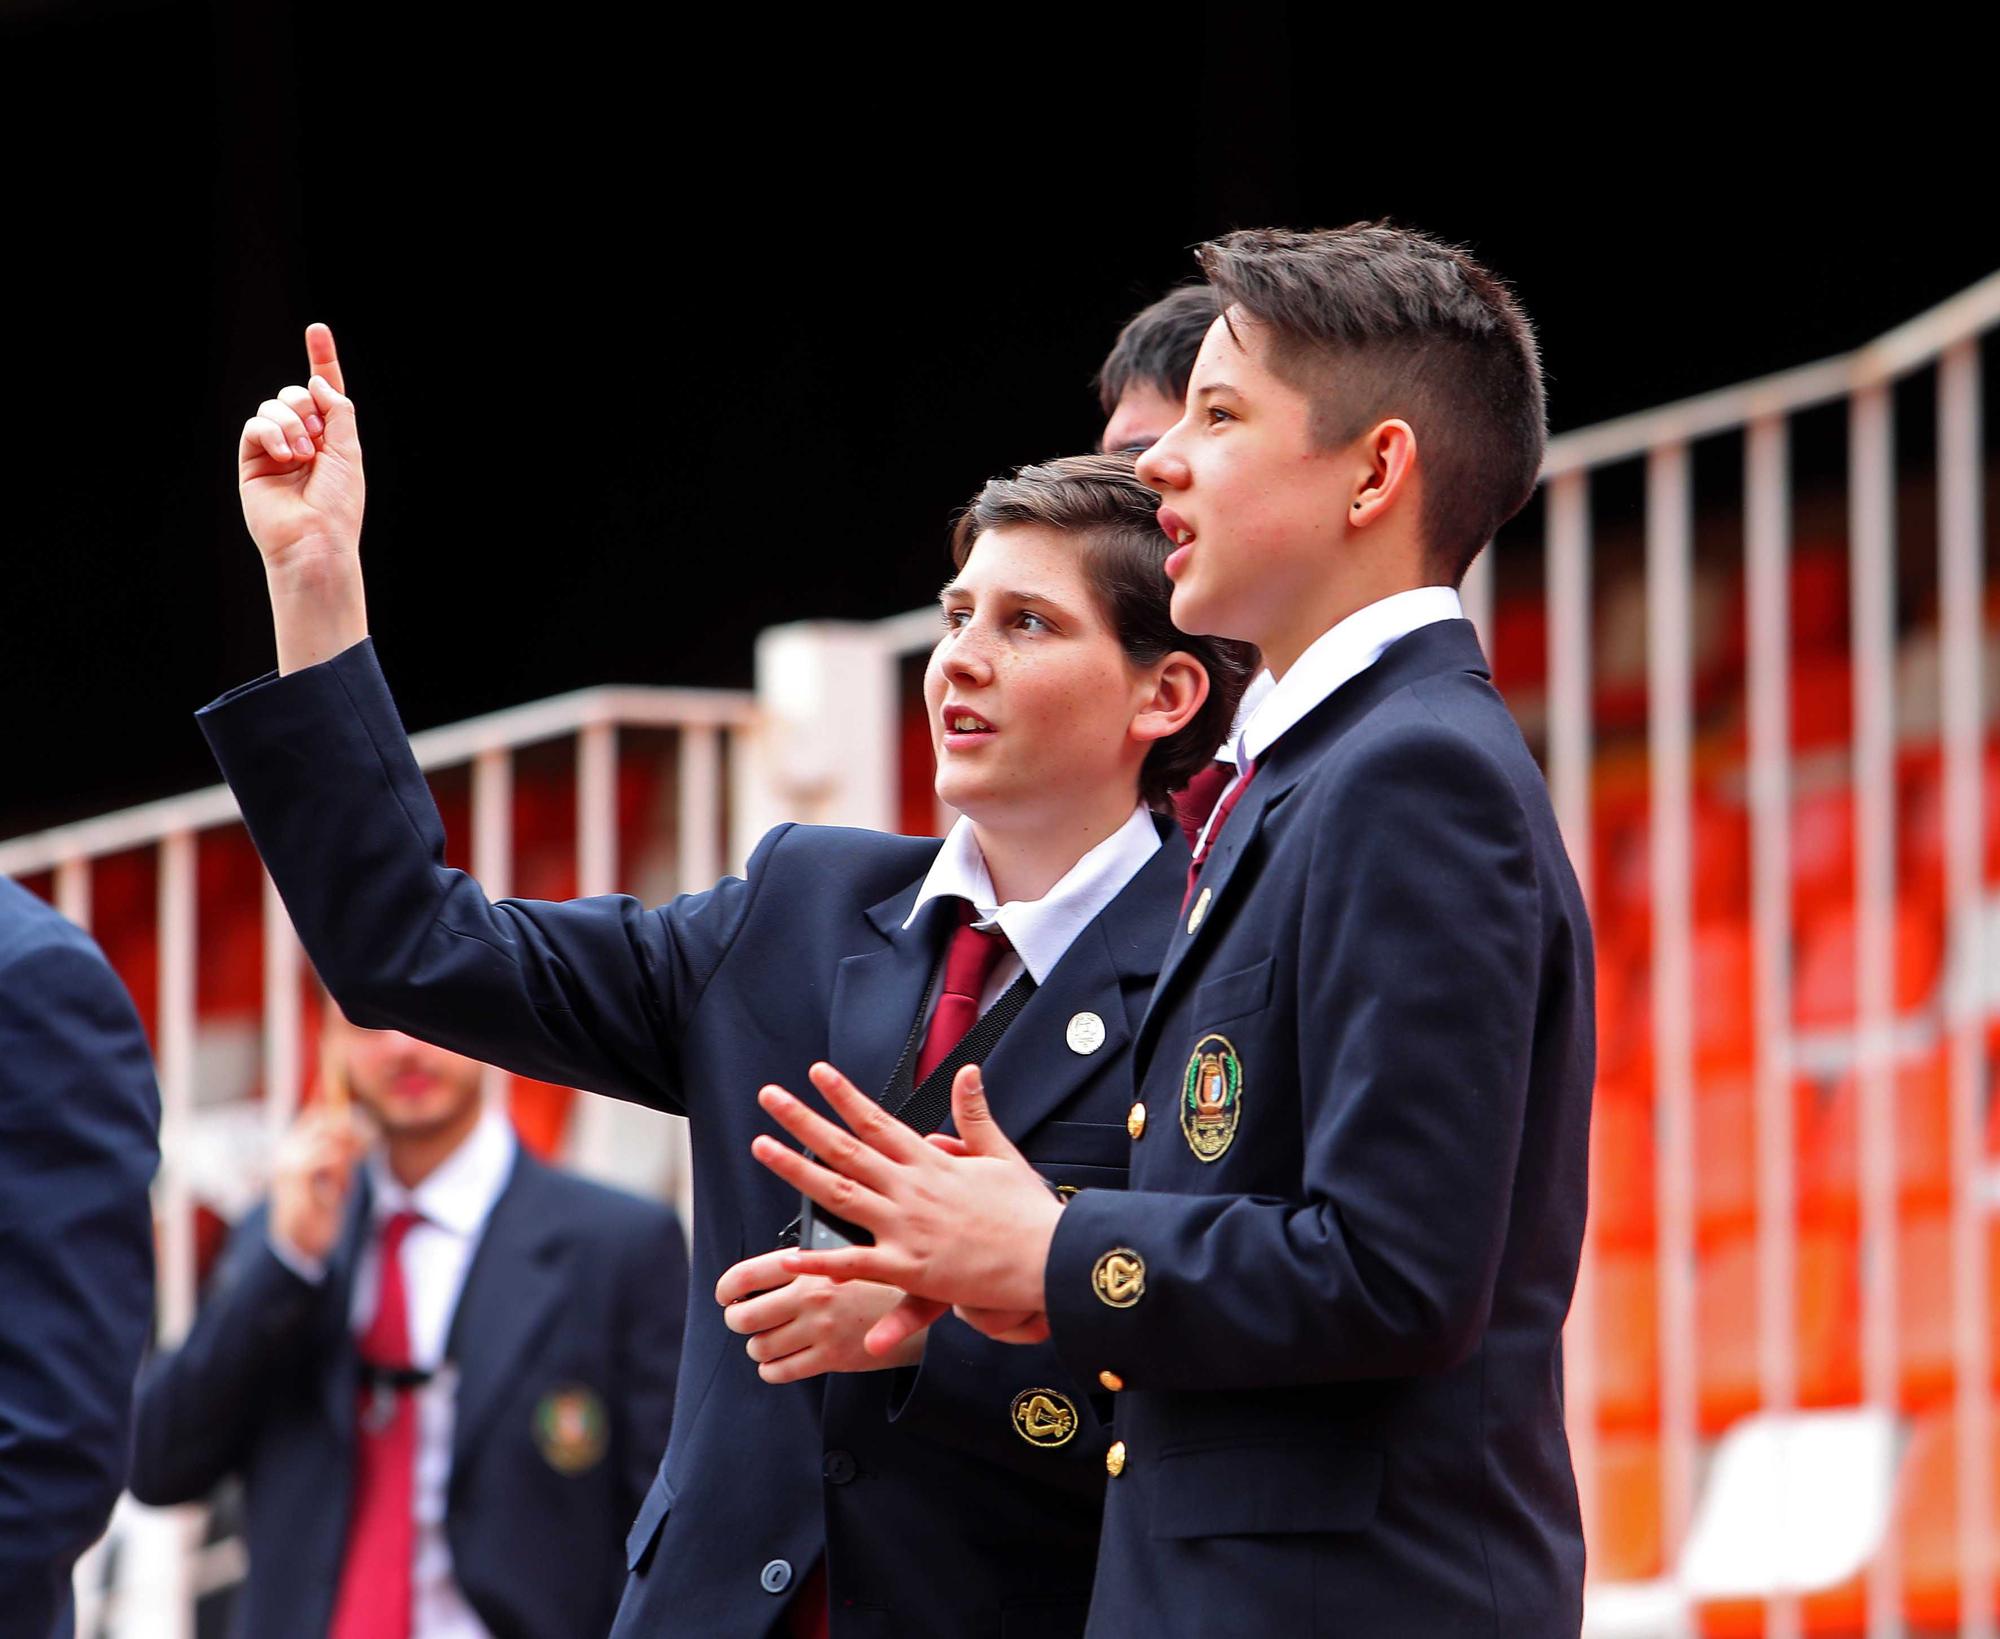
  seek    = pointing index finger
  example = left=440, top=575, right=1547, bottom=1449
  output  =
left=304, top=322, right=345, bottom=395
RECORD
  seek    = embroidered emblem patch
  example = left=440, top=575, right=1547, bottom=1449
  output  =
left=1011, top=1387, right=1079, bottom=1448
left=533, top=1384, right=609, bottom=1474
left=1181, top=1034, right=1243, bottom=1161
left=1091, top=1248, right=1146, bottom=1308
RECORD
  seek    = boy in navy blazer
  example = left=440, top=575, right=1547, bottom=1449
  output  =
left=0, top=880, right=160, bottom=1639
left=130, top=998, right=684, bottom=1639
left=761, top=225, right=1594, bottom=1637
left=200, top=326, right=1252, bottom=1637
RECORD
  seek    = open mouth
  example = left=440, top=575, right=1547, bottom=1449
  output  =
left=941, top=706, right=996, bottom=746
left=1158, top=508, right=1197, bottom=579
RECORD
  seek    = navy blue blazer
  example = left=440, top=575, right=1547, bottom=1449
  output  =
left=129, top=1145, right=685, bottom=1639
left=1043, top=620, right=1594, bottom=1637
left=0, top=878, right=161, bottom=1639
left=197, top=639, right=1187, bottom=1639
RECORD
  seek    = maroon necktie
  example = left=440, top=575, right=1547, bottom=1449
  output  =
left=914, top=901, right=1011, bottom=1085
left=1183, top=761, right=1257, bottom=912
left=330, top=1209, right=422, bottom=1639
left=1172, top=761, right=1236, bottom=850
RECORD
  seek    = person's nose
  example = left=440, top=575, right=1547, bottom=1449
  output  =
left=1135, top=428, right=1190, bottom=493
left=939, top=622, right=997, bottom=689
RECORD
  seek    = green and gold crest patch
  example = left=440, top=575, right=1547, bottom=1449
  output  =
left=1181, top=1033, right=1243, bottom=1161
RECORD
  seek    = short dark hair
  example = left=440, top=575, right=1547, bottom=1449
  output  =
left=1194, top=223, right=1545, bottom=586
left=1094, top=282, right=1220, bottom=418
left=950, top=452, right=1258, bottom=810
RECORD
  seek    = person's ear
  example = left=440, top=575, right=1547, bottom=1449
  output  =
left=1130, top=653, right=1211, bottom=748
left=1348, top=418, right=1417, bottom=529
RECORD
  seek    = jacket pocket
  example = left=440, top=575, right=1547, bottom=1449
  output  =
left=1149, top=1437, right=1381, bottom=1538
left=1191, top=958, right=1274, bottom=1026
left=625, top=1467, right=676, bottom=1571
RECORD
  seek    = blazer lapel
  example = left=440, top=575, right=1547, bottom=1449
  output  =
left=826, top=886, right=955, bottom=1104
left=971, top=827, right=1186, bottom=1143
left=1139, top=619, right=1493, bottom=1068
left=447, top=1151, right=571, bottom=1468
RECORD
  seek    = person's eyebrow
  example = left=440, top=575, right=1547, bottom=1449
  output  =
left=936, top=583, right=1079, bottom=620
left=1194, top=380, right=1240, bottom=399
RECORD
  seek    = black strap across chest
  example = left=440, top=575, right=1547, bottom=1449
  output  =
left=878, top=966, right=1037, bottom=1137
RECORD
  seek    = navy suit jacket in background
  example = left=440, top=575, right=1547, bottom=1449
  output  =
left=197, top=637, right=1186, bottom=1639
left=129, top=1146, right=685, bottom=1639
left=0, top=878, right=161, bottom=1639
left=1044, top=620, right=1595, bottom=1637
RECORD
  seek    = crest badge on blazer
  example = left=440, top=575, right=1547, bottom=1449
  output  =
left=1181, top=1034, right=1243, bottom=1161
left=533, top=1384, right=608, bottom=1474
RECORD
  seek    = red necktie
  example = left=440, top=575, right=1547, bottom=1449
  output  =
left=330, top=1208, right=422, bottom=1639
left=913, top=901, right=1010, bottom=1085
left=1172, top=761, right=1236, bottom=850
left=1183, top=761, right=1257, bottom=912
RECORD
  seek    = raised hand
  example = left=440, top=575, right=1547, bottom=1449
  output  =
left=749, top=1062, right=1063, bottom=1355
left=239, top=323, right=364, bottom=573
left=236, top=324, right=371, bottom=673
left=716, top=1250, right=925, bottom=1383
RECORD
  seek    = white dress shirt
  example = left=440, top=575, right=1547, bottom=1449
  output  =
left=350, top=1111, right=518, bottom=1639
left=902, top=803, right=1161, bottom=1014
left=1194, top=587, right=1465, bottom=857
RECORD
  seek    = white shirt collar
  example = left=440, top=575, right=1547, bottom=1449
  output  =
left=903, top=804, right=1161, bottom=984
left=1238, top=586, right=1463, bottom=768
left=367, top=1108, right=518, bottom=1239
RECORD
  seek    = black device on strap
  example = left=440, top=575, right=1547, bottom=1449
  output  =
left=792, top=962, right=1038, bottom=1252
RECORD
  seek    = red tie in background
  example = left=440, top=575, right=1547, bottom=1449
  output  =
left=913, top=900, right=1010, bottom=1085
left=1172, top=761, right=1235, bottom=850
left=330, top=1209, right=423, bottom=1639
left=1183, top=761, right=1257, bottom=912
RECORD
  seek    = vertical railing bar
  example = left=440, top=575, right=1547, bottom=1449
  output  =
left=262, top=872, right=301, bottom=1143
left=1747, top=413, right=1801, bottom=1638
left=472, top=749, right=513, bottom=1113
left=1850, top=381, right=1901, bottom=1639
left=678, top=726, right=723, bottom=892
left=1546, top=468, right=1599, bottom=1560
left=1939, top=340, right=1991, bottom=1639
left=577, top=721, right=618, bottom=900
left=55, top=855, right=91, bottom=932
left=1648, top=442, right=1699, bottom=1613
left=157, top=832, right=197, bottom=1345
left=1462, top=544, right=1496, bottom=664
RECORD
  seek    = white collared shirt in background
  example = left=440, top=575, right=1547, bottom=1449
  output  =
left=903, top=803, right=1161, bottom=1013
left=349, top=1110, right=518, bottom=1639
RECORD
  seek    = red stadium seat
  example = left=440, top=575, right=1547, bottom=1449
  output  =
left=1798, top=1049, right=1955, bottom=1226
left=1591, top=1076, right=1656, bottom=1251
left=1697, top=1228, right=1860, bottom=1431
left=1894, top=1404, right=2000, bottom=1631
left=1595, top=1247, right=1659, bottom=1433
left=1792, top=902, right=1944, bottom=1034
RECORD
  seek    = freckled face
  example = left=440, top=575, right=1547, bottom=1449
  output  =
left=926, top=525, right=1153, bottom=832
left=1136, top=311, right=1353, bottom=663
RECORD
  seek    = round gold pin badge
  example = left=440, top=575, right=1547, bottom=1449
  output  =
left=1091, top=1248, right=1146, bottom=1308
left=1181, top=1034, right=1243, bottom=1161
left=1010, top=1387, right=1079, bottom=1448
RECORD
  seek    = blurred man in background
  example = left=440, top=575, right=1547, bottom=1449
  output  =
left=0, top=878, right=160, bottom=1639
left=131, top=997, right=686, bottom=1639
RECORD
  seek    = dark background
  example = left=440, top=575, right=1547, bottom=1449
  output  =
left=3, top=1, right=1991, bottom=835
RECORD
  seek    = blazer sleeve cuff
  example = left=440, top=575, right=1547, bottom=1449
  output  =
left=1045, top=1185, right=1178, bottom=1391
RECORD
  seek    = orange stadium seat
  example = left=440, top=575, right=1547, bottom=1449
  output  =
left=1697, top=1227, right=1860, bottom=1430
left=1595, top=1246, right=1659, bottom=1432
left=1894, top=1404, right=2000, bottom=1632
left=1591, top=1075, right=1656, bottom=1250
left=1798, top=1050, right=1955, bottom=1226
left=1592, top=1431, right=1665, bottom=1582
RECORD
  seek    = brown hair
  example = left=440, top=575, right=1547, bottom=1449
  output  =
left=949, top=452, right=1258, bottom=810
left=1094, top=282, right=1221, bottom=424
left=1195, top=223, right=1545, bottom=586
